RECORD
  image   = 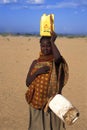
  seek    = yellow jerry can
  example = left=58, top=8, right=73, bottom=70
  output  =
left=40, top=14, right=54, bottom=36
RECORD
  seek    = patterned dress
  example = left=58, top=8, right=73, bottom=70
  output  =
left=26, top=54, right=69, bottom=130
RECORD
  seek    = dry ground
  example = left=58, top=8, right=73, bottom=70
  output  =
left=0, top=35, right=87, bottom=130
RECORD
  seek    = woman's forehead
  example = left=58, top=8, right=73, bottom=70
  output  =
left=41, top=40, right=51, bottom=46
left=42, top=39, right=50, bottom=43
left=40, top=36, right=51, bottom=43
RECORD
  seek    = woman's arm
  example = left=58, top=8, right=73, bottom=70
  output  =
left=50, top=32, right=62, bottom=63
left=26, top=60, right=50, bottom=87
left=26, top=60, right=37, bottom=87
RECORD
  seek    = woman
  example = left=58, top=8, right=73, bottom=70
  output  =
left=25, top=32, right=69, bottom=130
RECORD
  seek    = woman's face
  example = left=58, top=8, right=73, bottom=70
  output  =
left=40, top=39, right=52, bottom=55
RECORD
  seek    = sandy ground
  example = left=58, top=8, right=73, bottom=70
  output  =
left=0, top=35, right=87, bottom=130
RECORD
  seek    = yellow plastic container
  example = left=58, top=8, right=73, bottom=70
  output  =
left=40, top=14, right=54, bottom=36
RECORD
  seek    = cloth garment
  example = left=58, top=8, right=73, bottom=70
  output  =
left=26, top=53, right=69, bottom=130
left=26, top=54, right=69, bottom=109
left=28, top=106, right=66, bottom=130
left=29, top=61, right=53, bottom=109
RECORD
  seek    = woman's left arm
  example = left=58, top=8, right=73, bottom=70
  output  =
left=50, top=32, right=61, bottom=63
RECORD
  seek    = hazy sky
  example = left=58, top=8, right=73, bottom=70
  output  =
left=0, top=0, right=87, bottom=34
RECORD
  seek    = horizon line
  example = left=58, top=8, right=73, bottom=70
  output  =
left=0, top=32, right=87, bottom=37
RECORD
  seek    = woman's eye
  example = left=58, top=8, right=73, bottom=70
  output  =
left=42, top=45, right=45, bottom=48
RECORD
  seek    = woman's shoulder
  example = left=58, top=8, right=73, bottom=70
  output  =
left=32, top=59, right=38, bottom=63
left=28, top=59, right=38, bottom=72
left=55, top=55, right=67, bottom=64
left=31, top=59, right=38, bottom=66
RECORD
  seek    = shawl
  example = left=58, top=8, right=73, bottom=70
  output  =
left=25, top=53, right=69, bottom=109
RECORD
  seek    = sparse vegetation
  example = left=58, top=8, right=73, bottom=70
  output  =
left=0, top=33, right=87, bottom=38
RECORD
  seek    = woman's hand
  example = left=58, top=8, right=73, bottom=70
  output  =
left=44, top=96, right=54, bottom=112
left=36, top=66, right=50, bottom=76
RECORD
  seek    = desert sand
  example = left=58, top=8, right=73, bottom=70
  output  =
left=0, top=35, right=87, bottom=130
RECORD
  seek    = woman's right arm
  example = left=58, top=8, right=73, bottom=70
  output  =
left=26, top=60, right=50, bottom=87
left=26, top=60, right=37, bottom=87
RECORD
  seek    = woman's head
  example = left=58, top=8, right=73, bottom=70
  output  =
left=40, top=36, right=52, bottom=55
